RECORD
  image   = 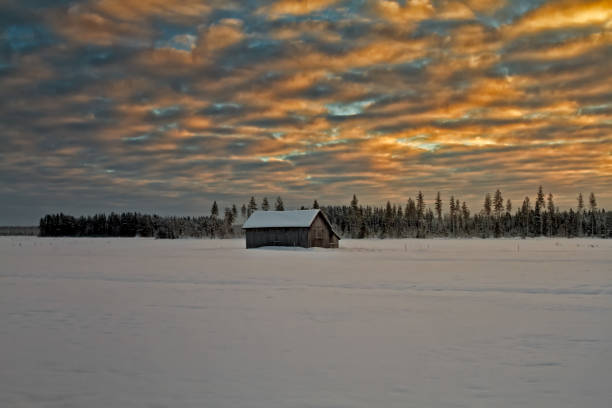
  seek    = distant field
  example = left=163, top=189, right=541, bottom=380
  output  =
left=1, top=237, right=612, bottom=408
left=0, top=226, right=38, bottom=236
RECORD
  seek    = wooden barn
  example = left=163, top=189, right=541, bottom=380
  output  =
left=242, top=209, right=340, bottom=249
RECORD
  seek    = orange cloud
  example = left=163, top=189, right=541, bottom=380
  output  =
left=193, top=18, right=245, bottom=60
left=508, top=0, right=612, bottom=35
left=373, top=0, right=435, bottom=25
left=260, top=0, right=339, bottom=16
left=91, top=0, right=210, bottom=22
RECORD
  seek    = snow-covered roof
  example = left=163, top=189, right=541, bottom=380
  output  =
left=242, top=209, right=321, bottom=229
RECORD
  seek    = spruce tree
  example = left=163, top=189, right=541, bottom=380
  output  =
left=534, top=186, right=545, bottom=235
left=483, top=193, right=492, bottom=216
left=577, top=193, right=584, bottom=236
left=416, top=192, right=425, bottom=237
left=589, top=192, right=597, bottom=211
left=461, top=201, right=470, bottom=234
left=455, top=198, right=461, bottom=236
left=224, top=208, right=235, bottom=234
left=349, top=194, right=360, bottom=238
left=313, top=199, right=320, bottom=209
left=546, top=193, right=555, bottom=236
left=275, top=196, right=284, bottom=211
left=384, top=201, right=393, bottom=237
left=493, top=190, right=503, bottom=218
left=521, top=196, right=531, bottom=237
left=449, top=195, right=456, bottom=236
left=482, top=193, right=492, bottom=237
left=547, top=193, right=555, bottom=213
left=405, top=198, right=416, bottom=232
left=416, top=191, right=425, bottom=220
left=247, top=196, right=257, bottom=217
left=211, top=201, right=219, bottom=218
left=350, top=194, right=359, bottom=211
left=262, top=197, right=270, bottom=211
left=589, top=193, right=597, bottom=236
left=536, top=186, right=545, bottom=209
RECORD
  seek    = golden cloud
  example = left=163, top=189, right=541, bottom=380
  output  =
left=193, top=18, right=245, bottom=60
left=508, top=0, right=612, bottom=35
left=259, top=0, right=340, bottom=16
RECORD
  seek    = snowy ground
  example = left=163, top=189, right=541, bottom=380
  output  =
left=1, top=237, right=612, bottom=408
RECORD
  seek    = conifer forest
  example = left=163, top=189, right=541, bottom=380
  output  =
left=39, top=188, right=612, bottom=239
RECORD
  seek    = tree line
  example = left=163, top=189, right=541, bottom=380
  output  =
left=39, top=188, right=612, bottom=239
left=324, top=189, right=610, bottom=239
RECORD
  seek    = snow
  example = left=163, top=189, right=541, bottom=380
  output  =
left=1, top=236, right=612, bottom=408
left=242, top=209, right=320, bottom=228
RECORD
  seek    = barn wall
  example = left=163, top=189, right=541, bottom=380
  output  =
left=330, top=235, right=339, bottom=248
left=308, top=214, right=339, bottom=248
left=246, top=227, right=309, bottom=248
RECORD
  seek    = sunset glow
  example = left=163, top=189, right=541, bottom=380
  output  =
left=1, top=0, right=611, bottom=222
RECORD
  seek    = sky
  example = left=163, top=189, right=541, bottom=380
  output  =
left=0, top=0, right=611, bottom=224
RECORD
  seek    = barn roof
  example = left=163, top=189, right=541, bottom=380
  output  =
left=242, top=209, right=320, bottom=228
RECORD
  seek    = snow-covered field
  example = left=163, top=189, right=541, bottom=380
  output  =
left=1, top=237, right=612, bottom=408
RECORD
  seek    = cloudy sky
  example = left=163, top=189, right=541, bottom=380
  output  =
left=1, top=0, right=611, bottom=224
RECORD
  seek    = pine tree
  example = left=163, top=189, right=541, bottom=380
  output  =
left=534, top=186, right=545, bottom=236
left=455, top=198, right=461, bottom=235
left=493, top=189, right=503, bottom=218
left=577, top=193, right=584, bottom=236
left=405, top=198, right=416, bottom=232
left=313, top=199, right=319, bottom=209
left=461, top=201, right=470, bottom=235
left=482, top=193, right=492, bottom=237
left=589, top=193, right=597, bottom=236
left=396, top=204, right=403, bottom=227
left=483, top=193, right=492, bottom=216
left=435, top=192, right=442, bottom=221
left=506, top=199, right=512, bottom=215
left=349, top=194, right=360, bottom=238
left=224, top=207, right=235, bottom=235
left=589, top=192, right=597, bottom=211
left=547, top=193, right=555, bottom=213
left=416, top=191, right=425, bottom=220
left=275, top=196, right=284, bottom=211
left=416, top=191, right=425, bottom=237
left=358, top=219, right=367, bottom=239
left=247, top=196, right=257, bottom=217
left=536, top=186, right=545, bottom=209
left=521, top=196, right=531, bottom=237
left=384, top=201, right=393, bottom=237
left=262, top=197, right=270, bottom=211
left=350, top=194, right=359, bottom=210
left=211, top=201, right=219, bottom=218
left=449, top=195, right=456, bottom=236
left=546, top=193, right=555, bottom=236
